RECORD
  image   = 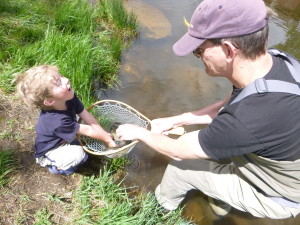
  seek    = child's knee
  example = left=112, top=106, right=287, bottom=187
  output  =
left=72, top=146, right=87, bottom=165
left=80, top=152, right=88, bottom=164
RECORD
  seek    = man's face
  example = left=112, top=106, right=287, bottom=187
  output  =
left=193, top=41, right=229, bottom=77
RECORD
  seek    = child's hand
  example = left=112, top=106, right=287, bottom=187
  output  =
left=106, top=136, right=117, bottom=148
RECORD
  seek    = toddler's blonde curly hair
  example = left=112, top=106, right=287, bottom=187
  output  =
left=16, top=65, right=59, bottom=110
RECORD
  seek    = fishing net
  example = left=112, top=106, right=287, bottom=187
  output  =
left=78, top=100, right=150, bottom=158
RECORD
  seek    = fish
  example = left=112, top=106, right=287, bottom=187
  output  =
left=110, top=122, right=132, bottom=148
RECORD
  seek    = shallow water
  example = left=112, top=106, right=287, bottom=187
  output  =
left=100, top=0, right=300, bottom=224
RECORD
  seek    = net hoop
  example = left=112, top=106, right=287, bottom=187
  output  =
left=78, top=100, right=151, bottom=158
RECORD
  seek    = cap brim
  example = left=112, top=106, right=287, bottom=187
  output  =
left=173, top=32, right=205, bottom=56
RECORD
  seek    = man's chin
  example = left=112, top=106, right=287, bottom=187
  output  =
left=205, top=69, right=221, bottom=77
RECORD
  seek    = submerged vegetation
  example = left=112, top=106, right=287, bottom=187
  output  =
left=0, top=0, right=192, bottom=224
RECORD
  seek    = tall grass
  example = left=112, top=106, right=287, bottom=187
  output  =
left=0, top=150, right=15, bottom=187
left=8, top=29, right=107, bottom=105
left=54, top=0, right=94, bottom=34
left=112, top=0, right=137, bottom=31
left=0, top=0, right=137, bottom=106
left=97, top=0, right=137, bottom=31
left=0, top=0, right=52, bottom=61
left=72, top=166, right=192, bottom=225
left=0, top=0, right=191, bottom=224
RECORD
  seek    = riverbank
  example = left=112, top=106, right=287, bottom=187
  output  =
left=0, top=0, right=190, bottom=224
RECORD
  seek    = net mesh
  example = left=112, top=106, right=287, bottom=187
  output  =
left=79, top=101, right=150, bottom=158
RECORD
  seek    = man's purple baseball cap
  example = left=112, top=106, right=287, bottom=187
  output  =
left=173, top=0, right=268, bottom=56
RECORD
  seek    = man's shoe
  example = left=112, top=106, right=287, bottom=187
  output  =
left=208, top=197, right=231, bottom=217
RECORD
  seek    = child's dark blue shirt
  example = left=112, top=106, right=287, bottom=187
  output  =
left=34, top=94, right=84, bottom=158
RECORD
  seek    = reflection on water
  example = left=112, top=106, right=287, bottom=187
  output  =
left=266, top=0, right=300, bottom=18
left=101, top=0, right=300, bottom=224
left=266, top=0, right=300, bottom=59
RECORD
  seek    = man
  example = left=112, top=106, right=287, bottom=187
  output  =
left=116, top=0, right=300, bottom=219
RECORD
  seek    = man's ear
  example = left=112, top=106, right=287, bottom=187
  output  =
left=44, top=99, right=55, bottom=107
left=222, top=41, right=238, bottom=63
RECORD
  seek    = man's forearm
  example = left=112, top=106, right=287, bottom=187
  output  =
left=135, top=128, right=208, bottom=160
left=172, top=98, right=227, bottom=126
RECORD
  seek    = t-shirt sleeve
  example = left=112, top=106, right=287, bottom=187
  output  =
left=198, top=113, right=265, bottom=160
left=53, top=116, right=80, bottom=142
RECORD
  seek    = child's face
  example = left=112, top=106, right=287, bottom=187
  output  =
left=50, top=73, right=74, bottom=102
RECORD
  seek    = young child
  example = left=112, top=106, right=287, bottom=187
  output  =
left=16, top=65, right=116, bottom=175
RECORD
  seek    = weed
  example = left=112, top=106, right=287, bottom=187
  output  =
left=45, top=193, right=68, bottom=203
left=19, top=192, right=32, bottom=202
left=0, top=149, right=15, bottom=187
left=0, top=131, right=14, bottom=139
left=34, top=208, right=53, bottom=225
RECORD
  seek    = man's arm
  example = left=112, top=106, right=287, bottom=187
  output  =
left=77, top=109, right=116, bottom=147
left=116, top=95, right=233, bottom=159
left=117, top=125, right=209, bottom=160
left=151, top=94, right=231, bottom=134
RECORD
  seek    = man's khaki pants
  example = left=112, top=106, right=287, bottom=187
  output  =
left=155, top=159, right=300, bottom=219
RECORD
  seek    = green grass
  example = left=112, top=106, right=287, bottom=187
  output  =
left=72, top=166, right=191, bottom=225
left=0, top=0, right=191, bottom=224
left=0, top=0, right=53, bottom=61
left=8, top=29, right=104, bottom=104
left=112, top=0, right=137, bottom=31
left=97, top=0, right=137, bottom=31
left=0, top=0, right=137, bottom=106
left=34, top=208, right=53, bottom=225
left=54, top=0, right=94, bottom=34
left=0, top=150, right=15, bottom=187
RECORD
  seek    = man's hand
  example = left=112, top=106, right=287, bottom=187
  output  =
left=116, top=124, right=147, bottom=141
left=151, top=118, right=177, bottom=135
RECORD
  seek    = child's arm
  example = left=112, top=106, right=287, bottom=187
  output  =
left=77, top=109, right=116, bottom=147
